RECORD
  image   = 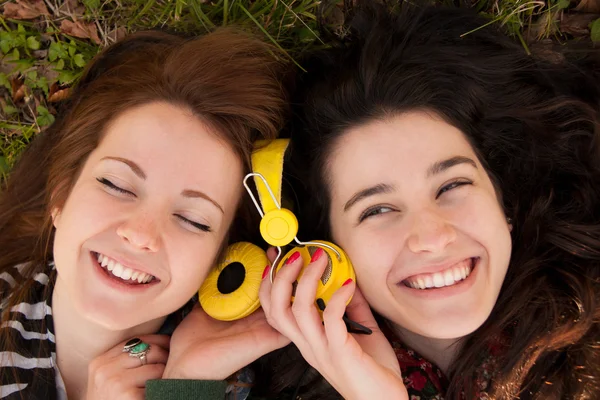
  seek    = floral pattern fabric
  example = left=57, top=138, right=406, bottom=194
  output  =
left=384, top=327, right=502, bottom=400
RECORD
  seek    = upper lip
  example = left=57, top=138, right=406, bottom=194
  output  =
left=396, top=257, right=476, bottom=283
left=93, top=250, right=162, bottom=282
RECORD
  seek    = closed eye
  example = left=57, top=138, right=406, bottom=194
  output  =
left=175, top=214, right=212, bottom=233
left=97, top=177, right=135, bottom=197
left=358, top=205, right=395, bottom=223
left=436, top=180, right=472, bottom=199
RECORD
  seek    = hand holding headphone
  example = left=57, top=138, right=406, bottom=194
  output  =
left=198, top=140, right=370, bottom=334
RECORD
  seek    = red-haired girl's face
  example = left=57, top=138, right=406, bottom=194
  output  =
left=52, top=101, right=243, bottom=329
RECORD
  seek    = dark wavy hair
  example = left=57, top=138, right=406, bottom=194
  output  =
left=255, top=3, right=600, bottom=400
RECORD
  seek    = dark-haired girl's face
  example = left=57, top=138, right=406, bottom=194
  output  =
left=327, top=110, right=512, bottom=340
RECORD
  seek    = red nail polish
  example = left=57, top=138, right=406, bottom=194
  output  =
left=342, top=278, right=353, bottom=286
left=285, top=251, right=301, bottom=265
left=262, top=265, right=271, bottom=280
left=310, top=248, right=324, bottom=263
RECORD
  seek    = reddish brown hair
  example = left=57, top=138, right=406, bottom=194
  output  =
left=0, top=28, right=287, bottom=369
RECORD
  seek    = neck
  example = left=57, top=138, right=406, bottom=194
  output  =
left=390, top=322, right=462, bottom=374
left=51, top=276, right=165, bottom=400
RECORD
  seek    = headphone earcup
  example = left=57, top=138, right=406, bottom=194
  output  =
left=276, top=241, right=355, bottom=313
left=199, top=242, right=268, bottom=321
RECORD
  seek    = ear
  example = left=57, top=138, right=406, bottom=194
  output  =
left=51, top=207, right=62, bottom=229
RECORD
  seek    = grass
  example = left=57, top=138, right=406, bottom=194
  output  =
left=0, top=0, right=599, bottom=181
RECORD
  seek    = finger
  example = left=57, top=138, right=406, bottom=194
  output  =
left=291, top=248, right=328, bottom=348
left=120, top=388, right=145, bottom=400
left=258, top=264, right=274, bottom=316
left=322, top=280, right=356, bottom=351
left=267, top=251, right=306, bottom=342
left=126, top=363, right=166, bottom=387
left=266, top=246, right=278, bottom=265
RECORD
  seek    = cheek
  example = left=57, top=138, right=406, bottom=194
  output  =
left=169, top=240, right=220, bottom=293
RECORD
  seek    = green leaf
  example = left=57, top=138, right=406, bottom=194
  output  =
left=556, top=0, right=570, bottom=9
left=68, top=40, right=77, bottom=57
left=11, top=48, right=20, bottom=61
left=73, top=53, right=86, bottom=68
left=26, top=36, right=40, bottom=50
left=36, top=76, right=49, bottom=95
left=2, top=104, right=19, bottom=115
left=591, top=18, right=600, bottom=43
left=83, top=0, right=101, bottom=11
left=36, top=106, right=55, bottom=127
left=0, top=157, right=9, bottom=175
left=0, top=38, right=12, bottom=54
left=0, top=73, right=11, bottom=91
left=13, top=59, right=34, bottom=71
left=58, top=70, right=77, bottom=84
left=17, top=24, right=26, bottom=34
left=26, top=71, right=37, bottom=81
left=49, top=42, right=61, bottom=61
left=56, top=58, right=65, bottom=70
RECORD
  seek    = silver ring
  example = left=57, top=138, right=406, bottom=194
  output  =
left=123, top=338, right=150, bottom=366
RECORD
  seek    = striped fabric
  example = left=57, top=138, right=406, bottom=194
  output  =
left=0, top=264, right=66, bottom=400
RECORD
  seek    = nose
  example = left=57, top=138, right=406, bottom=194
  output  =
left=406, top=209, right=456, bottom=254
left=116, top=209, right=161, bottom=252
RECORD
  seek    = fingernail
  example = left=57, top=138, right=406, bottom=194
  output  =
left=262, top=265, right=271, bottom=280
left=342, top=278, right=353, bottom=286
left=316, top=298, right=326, bottom=311
left=285, top=251, right=301, bottom=265
left=310, top=248, right=324, bottom=263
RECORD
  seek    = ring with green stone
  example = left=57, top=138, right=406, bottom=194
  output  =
left=123, top=338, right=151, bottom=365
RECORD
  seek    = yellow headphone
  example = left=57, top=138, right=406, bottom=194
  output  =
left=199, top=139, right=356, bottom=322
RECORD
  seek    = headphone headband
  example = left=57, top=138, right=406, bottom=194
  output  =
left=251, top=139, right=290, bottom=215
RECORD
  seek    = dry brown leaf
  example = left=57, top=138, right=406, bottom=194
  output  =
left=575, top=0, right=600, bottom=13
left=3, top=0, right=49, bottom=20
left=12, top=85, right=27, bottom=103
left=60, top=19, right=102, bottom=45
left=58, top=0, right=85, bottom=19
left=107, top=27, right=127, bottom=43
left=560, top=12, right=599, bottom=36
left=48, top=83, right=71, bottom=102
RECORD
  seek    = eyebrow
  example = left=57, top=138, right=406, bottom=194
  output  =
left=343, top=183, right=395, bottom=212
left=102, top=156, right=146, bottom=179
left=181, top=190, right=224, bottom=214
left=427, top=156, right=477, bottom=177
left=342, top=156, right=477, bottom=213
left=101, top=156, right=225, bottom=214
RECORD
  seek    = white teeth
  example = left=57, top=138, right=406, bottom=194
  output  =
left=95, top=252, right=154, bottom=284
left=433, top=273, right=445, bottom=288
left=121, top=267, right=133, bottom=280
left=443, top=270, right=455, bottom=286
left=404, top=259, right=475, bottom=290
left=112, top=263, right=124, bottom=278
left=424, top=275, right=434, bottom=289
left=453, top=268, right=462, bottom=281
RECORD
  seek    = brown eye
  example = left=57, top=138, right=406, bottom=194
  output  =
left=359, top=206, right=394, bottom=223
left=436, top=180, right=472, bottom=199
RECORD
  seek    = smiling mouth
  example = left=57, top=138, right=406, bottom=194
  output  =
left=92, top=251, right=158, bottom=285
left=402, top=257, right=478, bottom=290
